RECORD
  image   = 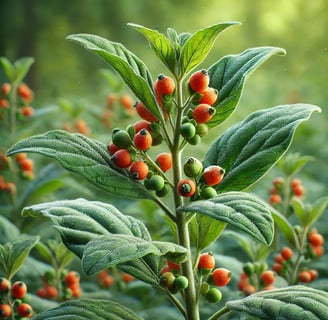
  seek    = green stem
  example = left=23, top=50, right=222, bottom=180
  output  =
left=281, top=175, right=291, bottom=217
left=9, top=82, right=18, bottom=135
left=208, top=306, right=231, bottom=320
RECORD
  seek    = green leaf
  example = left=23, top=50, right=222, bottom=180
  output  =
left=66, top=33, right=160, bottom=119
left=308, top=196, right=328, bottom=226
left=203, top=104, right=321, bottom=192
left=82, top=234, right=187, bottom=276
left=278, top=152, right=313, bottom=176
left=271, top=208, right=299, bottom=247
left=6, top=130, right=152, bottom=200
left=0, top=57, right=15, bottom=81
left=179, top=192, right=273, bottom=245
left=180, top=22, right=240, bottom=76
left=0, top=236, right=39, bottom=280
left=32, top=299, right=143, bottom=320
left=189, top=215, right=227, bottom=251
left=128, top=23, right=176, bottom=74
left=34, top=242, right=54, bottom=265
left=0, top=216, right=20, bottom=243
left=226, top=285, right=328, bottom=320
left=207, top=47, right=286, bottom=128
left=13, top=57, right=34, bottom=84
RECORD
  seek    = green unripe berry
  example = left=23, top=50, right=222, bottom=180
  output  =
left=44, top=269, right=56, bottom=284
left=180, top=122, right=196, bottom=139
left=156, top=183, right=170, bottom=197
left=205, top=287, right=222, bottom=303
left=196, top=123, right=209, bottom=137
left=200, top=186, right=217, bottom=199
left=174, top=276, right=189, bottom=290
left=112, top=130, right=132, bottom=149
left=200, top=282, right=210, bottom=295
left=243, top=262, right=255, bottom=277
left=126, top=124, right=136, bottom=139
left=184, top=157, right=203, bottom=177
left=187, top=133, right=201, bottom=145
left=146, top=175, right=165, bottom=191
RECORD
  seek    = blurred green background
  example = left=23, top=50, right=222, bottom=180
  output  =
left=1, top=0, right=327, bottom=191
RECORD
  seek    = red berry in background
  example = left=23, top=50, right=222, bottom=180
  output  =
left=188, top=69, right=210, bottom=93
left=177, top=179, right=196, bottom=197
left=119, top=94, right=134, bottom=110
left=308, top=269, right=318, bottom=281
left=154, top=74, right=176, bottom=97
left=0, top=98, right=9, bottom=108
left=198, top=252, right=215, bottom=272
left=0, top=304, right=11, bottom=318
left=19, top=158, right=34, bottom=171
left=199, top=87, right=218, bottom=105
left=269, top=194, right=282, bottom=205
left=272, top=263, right=283, bottom=273
left=0, top=277, right=11, bottom=293
left=192, top=103, right=215, bottom=123
left=65, top=271, right=80, bottom=287
left=122, top=273, right=134, bottom=283
left=45, top=285, right=58, bottom=299
left=203, top=165, right=225, bottom=187
left=21, top=106, right=34, bottom=117
left=11, top=281, right=27, bottom=299
left=299, top=270, right=312, bottom=283
left=274, top=254, right=284, bottom=264
left=129, top=161, right=149, bottom=180
left=1, top=83, right=11, bottom=95
left=309, top=230, right=324, bottom=246
left=111, top=149, right=132, bottom=168
left=155, top=153, right=172, bottom=172
left=261, top=270, right=275, bottom=285
left=312, top=245, right=324, bottom=257
left=135, top=101, right=158, bottom=122
left=18, top=83, right=33, bottom=102
left=134, top=128, right=152, bottom=151
left=167, top=260, right=180, bottom=271
left=212, top=268, right=232, bottom=287
left=17, top=303, right=33, bottom=318
left=280, top=246, right=293, bottom=260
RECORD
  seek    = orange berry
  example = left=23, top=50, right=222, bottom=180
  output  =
left=111, top=149, right=132, bottom=168
left=4, top=182, right=16, bottom=194
left=135, top=101, right=158, bottom=122
left=45, top=285, right=58, bottom=299
left=20, top=158, right=34, bottom=171
left=65, top=271, right=80, bottom=287
left=129, top=161, right=149, bottom=180
left=292, top=184, right=305, bottom=197
left=243, top=284, right=256, bottom=295
left=261, top=270, right=275, bottom=285
left=106, top=94, right=117, bottom=108
left=273, top=177, right=284, bottom=187
left=280, top=246, right=293, bottom=260
left=312, top=245, right=324, bottom=257
left=188, top=69, right=210, bottom=93
left=308, top=269, right=318, bottom=281
left=0, top=304, right=11, bottom=317
left=0, top=99, right=9, bottom=108
left=274, top=254, right=284, bottom=264
left=18, top=83, right=33, bottom=102
left=212, top=268, right=232, bottom=287
left=269, top=194, right=282, bottom=205
left=263, top=284, right=275, bottom=290
left=309, top=231, right=324, bottom=247
left=134, top=120, right=151, bottom=133
left=1, top=83, right=11, bottom=95
left=272, top=263, right=283, bottom=273
left=102, top=275, right=114, bottom=287
left=154, top=74, right=175, bottom=97
left=203, top=165, right=225, bottom=187
left=177, top=179, right=196, bottom=197
left=155, top=153, right=172, bottom=172
left=11, top=281, right=27, bottom=299
left=198, top=252, right=215, bottom=272
left=167, top=260, right=180, bottom=271
left=299, top=270, right=312, bottom=283
left=0, top=278, right=11, bottom=293
left=291, top=178, right=302, bottom=189
left=15, top=153, right=27, bottom=163
left=21, top=106, right=34, bottom=117
left=134, top=128, right=152, bottom=151
left=36, top=287, right=48, bottom=298
left=120, top=94, right=134, bottom=110
left=70, top=283, right=82, bottom=297
left=122, top=273, right=134, bottom=283
left=192, top=103, right=215, bottom=123
left=107, top=142, right=120, bottom=155
left=199, top=87, right=218, bottom=105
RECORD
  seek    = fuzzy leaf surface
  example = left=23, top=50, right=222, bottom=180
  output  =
left=179, top=192, right=273, bottom=245
left=32, top=299, right=143, bottom=320
left=203, top=104, right=321, bottom=192
left=66, top=33, right=160, bottom=119
left=227, top=285, right=328, bottom=320
left=6, top=130, right=152, bottom=199
left=208, top=47, right=286, bottom=128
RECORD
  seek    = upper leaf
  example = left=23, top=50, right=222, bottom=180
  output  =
left=179, top=192, right=274, bottom=245
left=6, top=130, right=152, bottom=200
left=203, top=104, right=321, bottom=192
left=179, top=22, right=240, bottom=77
left=128, top=23, right=176, bottom=75
left=13, top=57, right=35, bottom=84
left=207, top=47, right=286, bottom=128
left=227, top=285, right=328, bottom=320
left=66, top=33, right=160, bottom=119
left=32, top=299, right=143, bottom=320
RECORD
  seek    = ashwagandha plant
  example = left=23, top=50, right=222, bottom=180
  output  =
left=6, top=21, right=328, bottom=320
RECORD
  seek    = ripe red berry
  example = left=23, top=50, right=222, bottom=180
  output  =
left=18, top=83, right=33, bottom=102
left=0, top=99, right=9, bottom=108
left=272, top=263, right=283, bottom=273
left=167, top=260, right=180, bottom=271
left=212, top=268, right=232, bottom=287
left=129, top=161, right=149, bottom=180
left=135, top=101, right=158, bottom=122
left=11, top=281, right=27, bottom=299
left=155, top=153, right=172, bottom=172
left=111, top=149, right=132, bottom=168
left=107, top=142, right=120, bottom=155
left=154, top=74, right=176, bottom=97
left=312, top=245, right=324, bottom=257
left=188, top=69, right=210, bottom=93
left=269, top=194, right=282, bottom=205
left=280, top=246, right=293, bottom=260
left=261, top=270, right=275, bottom=285
left=274, top=254, right=284, bottom=264
left=203, top=165, right=225, bottom=187
left=1, top=83, right=11, bottom=95
left=0, top=278, right=11, bottom=293
left=299, top=270, right=312, bottom=283
left=192, top=104, right=215, bottom=123
left=134, top=120, right=151, bottom=133
left=17, top=303, right=33, bottom=318
left=309, top=231, right=324, bottom=247
left=65, top=271, right=80, bottom=287
left=21, top=106, right=34, bottom=117
left=177, top=179, right=196, bottom=197
left=20, top=158, right=34, bottom=171
left=199, top=87, right=218, bottom=105
left=0, top=304, right=11, bottom=318
left=119, top=94, right=134, bottom=110
left=134, top=128, right=152, bottom=151
left=122, top=273, right=134, bottom=283
left=198, top=252, right=215, bottom=272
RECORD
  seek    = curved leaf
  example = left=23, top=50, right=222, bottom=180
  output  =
left=6, top=130, right=152, bottom=200
left=180, top=21, right=240, bottom=76
left=66, top=33, right=160, bottom=119
left=203, top=104, right=321, bottom=192
left=227, top=285, right=328, bottom=320
left=13, top=57, right=35, bottom=84
left=208, top=47, right=286, bottom=128
left=179, top=192, right=273, bottom=245
left=82, top=234, right=187, bottom=276
left=32, top=299, right=143, bottom=320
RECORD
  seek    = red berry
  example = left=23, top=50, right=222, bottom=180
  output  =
left=167, top=260, right=180, bottom=271
left=0, top=99, right=9, bottom=108
left=199, top=87, right=218, bottom=105
left=0, top=278, right=10, bottom=293
left=280, top=246, right=293, bottom=260
left=1, top=83, right=11, bottom=95
left=119, top=94, right=133, bottom=110
left=312, top=245, right=324, bottom=257
left=65, top=271, right=80, bottom=287
left=18, top=83, right=33, bottom=102
left=309, top=231, right=324, bottom=246
left=112, top=149, right=132, bottom=168
left=129, top=161, right=149, bottom=180
left=198, top=252, right=215, bottom=272
left=17, top=303, right=33, bottom=318
left=192, top=104, right=215, bottom=124
left=134, top=120, right=151, bottom=133
left=154, top=74, right=175, bottom=97
left=261, top=270, right=275, bottom=285
left=155, top=153, right=172, bottom=172
left=272, top=263, right=283, bottom=273
left=107, top=142, right=120, bottom=155
left=177, top=179, right=196, bottom=197
left=122, top=273, right=134, bottom=283
left=299, top=270, right=312, bottom=283
left=212, top=268, right=232, bottom=287
left=21, top=106, right=34, bottom=117
left=188, top=69, right=210, bottom=93
left=203, top=165, right=225, bottom=187
left=36, top=287, right=48, bottom=298
left=45, top=285, right=58, bottom=299
left=269, top=194, right=282, bottom=205
left=274, top=254, right=284, bottom=264
left=11, top=281, right=27, bottom=299
left=135, top=101, right=158, bottom=122
left=20, top=158, right=34, bottom=171
left=0, top=304, right=11, bottom=318
left=134, top=128, right=152, bottom=151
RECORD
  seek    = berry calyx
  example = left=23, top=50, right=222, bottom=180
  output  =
left=188, top=69, right=210, bottom=93
left=192, top=104, right=216, bottom=124
left=203, top=165, right=225, bottom=187
left=177, top=179, right=196, bottom=197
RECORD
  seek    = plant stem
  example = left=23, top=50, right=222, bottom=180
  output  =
left=208, top=306, right=231, bottom=320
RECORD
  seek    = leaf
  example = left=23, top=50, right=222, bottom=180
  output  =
left=13, top=57, right=34, bottom=84
left=278, top=152, right=313, bottom=176
left=180, top=22, right=240, bottom=76
left=32, top=299, right=143, bottom=320
left=226, top=285, right=328, bottom=320
left=189, top=215, right=227, bottom=251
left=203, top=104, right=321, bottom=192
left=128, top=23, right=176, bottom=74
left=66, top=33, right=160, bottom=119
left=34, top=242, right=54, bottom=265
left=207, top=47, right=286, bottom=128
left=0, top=236, right=39, bottom=280
left=179, top=192, right=273, bottom=245
left=271, top=208, right=299, bottom=247
left=308, top=196, right=328, bottom=226
left=0, top=57, right=15, bottom=81
left=6, top=130, right=152, bottom=200
left=0, top=216, right=20, bottom=243
left=82, top=234, right=187, bottom=276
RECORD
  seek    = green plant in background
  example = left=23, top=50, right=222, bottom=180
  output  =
left=5, top=21, right=327, bottom=320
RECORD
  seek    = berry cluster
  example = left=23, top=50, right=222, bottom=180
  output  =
left=96, top=269, right=134, bottom=288
left=36, top=269, right=81, bottom=301
left=0, top=82, right=34, bottom=120
left=0, top=278, right=33, bottom=319
left=238, top=262, right=276, bottom=295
